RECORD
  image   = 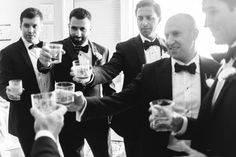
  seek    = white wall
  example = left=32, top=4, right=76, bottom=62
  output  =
left=0, top=0, right=73, bottom=50
left=74, top=0, right=121, bottom=53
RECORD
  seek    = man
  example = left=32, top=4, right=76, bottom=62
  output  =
left=69, top=13, right=220, bottom=156
left=150, top=0, right=236, bottom=156
left=74, top=1, right=167, bottom=156
left=38, top=8, right=114, bottom=157
left=30, top=105, right=67, bottom=157
left=0, top=8, right=53, bottom=156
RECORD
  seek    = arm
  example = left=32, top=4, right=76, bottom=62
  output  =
left=0, top=49, right=15, bottom=101
left=30, top=136, right=60, bottom=157
left=30, top=105, right=67, bottom=157
left=91, top=43, right=125, bottom=86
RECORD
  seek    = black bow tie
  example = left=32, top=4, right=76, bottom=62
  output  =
left=28, top=41, right=44, bottom=49
left=143, top=39, right=160, bottom=50
left=74, top=45, right=89, bottom=53
left=174, top=62, right=196, bottom=74
left=225, top=46, right=236, bottom=62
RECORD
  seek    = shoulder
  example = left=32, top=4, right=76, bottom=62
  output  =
left=200, top=56, right=221, bottom=68
left=90, top=41, right=108, bottom=53
left=1, top=39, right=23, bottom=56
left=116, top=35, right=141, bottom=48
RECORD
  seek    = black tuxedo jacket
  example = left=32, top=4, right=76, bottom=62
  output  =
left=38, top=37, right=114, bottom=130
left=91, top=35, right=167, bottom=137
left=0, top=38, right=53, bottom=139
left=83, top=57, right=220, bottom=156
left=30, top=137, right=60, bottom=157
left=184, top=59, right=236, bottom=156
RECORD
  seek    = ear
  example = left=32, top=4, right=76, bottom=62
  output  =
left=193, top=28, right=199, bottom=40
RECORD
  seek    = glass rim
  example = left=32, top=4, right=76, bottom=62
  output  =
left=55, top=81, right=75, bottom=87
left=149, top=99, right=174, bottom=106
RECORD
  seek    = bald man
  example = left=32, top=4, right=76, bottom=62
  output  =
left=68, top=13, right=220, bottom=156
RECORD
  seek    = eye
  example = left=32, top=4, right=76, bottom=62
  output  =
left=137, top=16, right=143, bottom=21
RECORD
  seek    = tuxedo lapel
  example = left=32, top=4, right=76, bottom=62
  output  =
left=199, top=57, right=214, bottom=102
left=62, top=38, right=78, bottom=61
left=134, top=35, right=146, bottom=65
left=88, top=40, right=102, bottom=66
left=157, top=59, right=172, bottom=99
left=18, top=39, right=35, bottom=74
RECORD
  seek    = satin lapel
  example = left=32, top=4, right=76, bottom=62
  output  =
left=88, top=40, right=98, bottom=66
left=199, top=57, right=212, bottom=102
left=134, top=35, right=146, bottom=65
left=18, top=39, right=35, bottom=74
left=157, top=58, right=172, bottom=99
left=63, top=38, right=78, bottom=61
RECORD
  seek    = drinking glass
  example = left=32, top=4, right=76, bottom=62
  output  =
left=31, top=91, right=56, bottom=114
left=48, top=43, right=63, bottom=64
left=149, top=99, right=175, bottom=131
left=72, top=60, right=92, bottom=79
left=55, top=82, right=75, bottom=105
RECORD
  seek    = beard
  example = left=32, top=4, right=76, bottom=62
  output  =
left=70, top=35, right=86, bottom=46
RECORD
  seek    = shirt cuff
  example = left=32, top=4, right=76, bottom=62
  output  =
left=35, top=130, right=56, bottom=143
left=173, top=116, right=188, bottom=135
left=76, top=100, right=87, bottom=122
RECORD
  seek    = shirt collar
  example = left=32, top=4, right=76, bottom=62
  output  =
left=21, top=37, right=40, bottom=50
left=230, top=40, right=236, bottom=48
left=139, top=33, right=158, bottom=43
left=171, top=54, right=200, bottom=74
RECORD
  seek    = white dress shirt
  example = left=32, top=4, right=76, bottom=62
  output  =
left=168, top=55, right=201, bottom=152
left=22, top=38, right=51, bottom=93
left=140, top=34, right=163, bottom=64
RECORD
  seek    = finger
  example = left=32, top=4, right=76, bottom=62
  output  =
left=30, top=107, right=43, bottom=119
left=56, top=104, right=68, bottom=115
left=61, top=49, right=66, bottom=55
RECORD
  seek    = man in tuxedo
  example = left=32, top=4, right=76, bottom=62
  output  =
left=0, top=8, right=53, bottom=156
left=69, top=13, right=220, bottom=156
left=150, top=0, right=236, bottom=156
left=30, top=104, right=67, bottom=157
left=38, top=8, right=114, bottom=157
left=73, top=1, right=167, bottom=156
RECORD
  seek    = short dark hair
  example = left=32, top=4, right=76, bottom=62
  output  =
left=219, top=0, right=236, bottom=11
left=20, top=7, right=43, bottom=24
left=135, top=0, right=161, bottom=18
left=69, top=8, right=92, bottom=21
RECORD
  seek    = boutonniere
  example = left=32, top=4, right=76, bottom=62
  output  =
left=94, top=51, right=103, bottom=61
left=218, top=66, right=236, bottom=81
left=205, top=74, right=215, bottom=88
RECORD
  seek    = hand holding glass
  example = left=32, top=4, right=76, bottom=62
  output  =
left=55, top=82, right=75, bottom=105
left=149, top=99, right=175, bottom=132
left=7, top=79, right=23, bottom=101
left=47, top=43, right=63, bottom=64
left=31, top=92, right=57, bottom=114
left=72, top=60, right=92, bottom=79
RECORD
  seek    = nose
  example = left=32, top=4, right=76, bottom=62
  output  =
left=28, top=26, right=34, bottom=33
left=204, top=14, right=211, bottom=28
left=75, top=29, right=82, bottom=37
left=141, top=18, right=149, bottom=26
left=166, top=35, right=175, bottom=46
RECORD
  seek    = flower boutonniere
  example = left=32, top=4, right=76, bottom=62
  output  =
left=94, top=51, right=103, bottom=61
left=205, top=73, right=215, bottom=88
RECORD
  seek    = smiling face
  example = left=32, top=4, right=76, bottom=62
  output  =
left=20, top=16, right=42, bottom=44
left=165, top=14, right=198, bottom=63
left=136, top=6, right=160, bottom=40
left=69, top=17, right=91, bottom=45
left=203, top=0, right=236, bottom=45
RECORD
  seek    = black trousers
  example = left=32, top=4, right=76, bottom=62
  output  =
left=59, top=118, right=111, bottom=157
